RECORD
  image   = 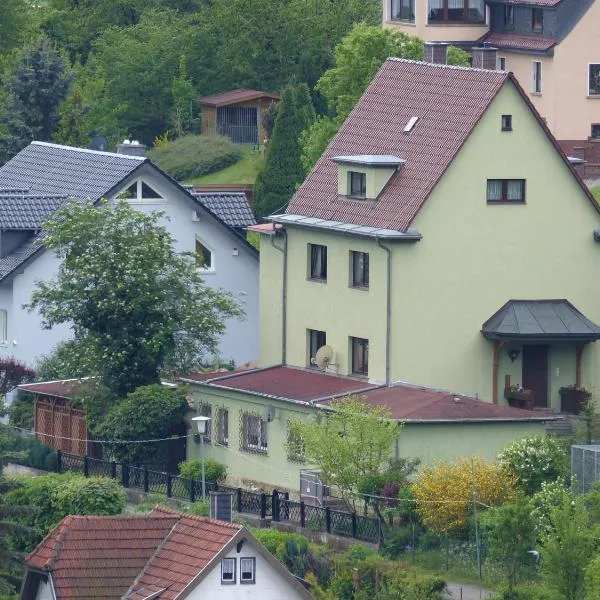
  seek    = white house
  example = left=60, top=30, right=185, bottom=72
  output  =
left=21, top=507, right=313, bottom=599
left=0, top=141, right=259, bottom=369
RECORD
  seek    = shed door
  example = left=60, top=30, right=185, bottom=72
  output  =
left=522, top=345, right=548, bottom=408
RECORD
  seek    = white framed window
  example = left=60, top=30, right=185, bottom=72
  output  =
left=0, top=310, right=7, bottom=345
left=350, top=336, right=369, bottom=376
left=241, top=412, right=268, bottom=453
left=240, top=557, right=256, bottom=584
left=117, top=179, right=164, bottom=204
left=308, top=329, right=326, bottom=367
left=308, top=244, right=327, bottom=281
left=498, top=56, right=507, bottom=71
left=532, top=61, right=542, bottom=94
left=390, top=0, right=415, bottom=22
left=588, top=64, right=600, bottom=96
left=195, top=238, right=215, bottom=272
left=221, top=558, right=236, bottom=584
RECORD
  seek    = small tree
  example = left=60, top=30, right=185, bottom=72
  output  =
left=27, top=199, right=242, bottom=397
left=413, top=458, right=515, bottom=535
left=253, top=83, right=315, bottom=219
left=95, top=384, right=189, bottom=469
left=497, top=435, right=567, bottom=495
left=481, top=495, right=537, bottom=598
left=541, top=495, right=593, bottom=600
left=290, top=396, right=401, bottom=510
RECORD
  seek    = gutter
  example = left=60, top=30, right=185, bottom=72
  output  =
left=270, top=229, right=288, bottom=365
left=376, top=237, right=392, bottom=385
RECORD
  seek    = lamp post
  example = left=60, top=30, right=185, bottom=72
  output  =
left=192, top=416, right=211, bottom=499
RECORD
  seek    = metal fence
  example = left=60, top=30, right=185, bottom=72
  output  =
left=56, top=451, right=381, bottom=543
left=572, top=444, right=600, bottom=493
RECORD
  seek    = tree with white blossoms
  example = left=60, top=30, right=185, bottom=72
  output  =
left=26, top=199, right=242, bottom=397
left=497, top=434, right=567, bottom=495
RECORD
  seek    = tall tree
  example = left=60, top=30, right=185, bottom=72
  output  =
left=300, top=24, right=470, bottom=171
left=0, top=36, right=72, bottom=163
left=0, top=0, right=29, bottom=56
left=26, top=199, right=242, bottom=397
left=290, top=396, right=400, bottom=510
left=253, top=83, right=315, bottom=219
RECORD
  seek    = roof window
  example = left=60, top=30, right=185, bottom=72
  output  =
left=332, top=155, right=405, bottom=200
left=403, top=116, right=420, bottom=133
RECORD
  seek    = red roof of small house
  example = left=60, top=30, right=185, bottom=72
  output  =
left=182, top=365, right=379, bottom=402
left=318, top=384, right=556, bottom=422
left=126, top=507, right=242, bottom=600
left=480, top=32, right=557, bottom=52
left=285, top=58, right=598, bottom=232
left=25, top=514, right=180, bottom=599
left=18, top=378, right=95, bottom=400
left=247, top=222, right=282, bottom=234
left=197, top=88, right=280, bottom=107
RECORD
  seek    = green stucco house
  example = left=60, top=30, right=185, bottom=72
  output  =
left=185, top=57, right=600, bottom=493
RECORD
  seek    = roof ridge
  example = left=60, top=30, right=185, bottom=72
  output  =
left=386, top=57, right=510, bottom=76
left=31, top=141, right=146, bottom=161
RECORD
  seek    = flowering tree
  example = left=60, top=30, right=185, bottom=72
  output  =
left=497, top=435, right=567, bottom=495
left=27, top=199, right=242, bottom=397
left=413, top=457, right=515, bottom=535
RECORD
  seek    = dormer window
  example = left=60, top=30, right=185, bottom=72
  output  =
left=332, top=155, right=405, bottom=201
left=349, top=172, right=366, bottom=198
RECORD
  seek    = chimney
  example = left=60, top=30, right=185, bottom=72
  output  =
left=471, top=44, right=498, bottom=70
left=117, top=139, right=147, bottom=157
left=424, top=42, right=448, bottom=65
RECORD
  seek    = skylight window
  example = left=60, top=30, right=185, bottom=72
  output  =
left=403, top=116, right=420, bottom=133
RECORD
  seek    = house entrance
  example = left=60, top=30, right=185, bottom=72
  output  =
left=522, top=345, right=548, bottom=408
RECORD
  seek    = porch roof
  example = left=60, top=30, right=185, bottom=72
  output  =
left=482, top=299, right=600, bottom=342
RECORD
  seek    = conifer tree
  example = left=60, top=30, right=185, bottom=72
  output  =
left=253, top=83, right=315, bottom=220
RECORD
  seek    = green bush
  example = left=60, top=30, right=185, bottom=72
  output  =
left=4, top=432, right=57, bottom=472
left=7, top=392, right=34, bottom=430
left=178, top=458, right=227, bottom=484
left=488, top=583, right=563, bottom=600
left=7, top=473, right=125, bottom=550
left=148, top=134, right=242, bottom=180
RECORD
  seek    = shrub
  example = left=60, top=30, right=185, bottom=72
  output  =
left=7, top=391, right=34, bottom=430
left=413, top=457, right=516, bottom=534
left=147, top=134, right=242, bottom=180
left=529, top=479, right=573, bottom=538
left=52, top=476, right=125, bottom=517
left=178, top=458, right=227, bottom=484
left=584, top=553, right=600, bottom=600
left=4, top=431, right=57, bottom=471
left=497, top=435, right=567, bottom=494
left=488, top=583, right=563, bottom=600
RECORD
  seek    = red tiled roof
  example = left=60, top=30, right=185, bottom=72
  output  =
left=127, top=507, right=242, bottom=600
left=183, top=366, right=379, bottom=402
left=197, top=88, right=280, bottom=107
left=18, top=378, right=95, bottom=400
left=320, top=384, right=556, bottom=422
left=286, top=59, right=508, bottom=232
left=481, top=32, right=557, bottom=52
left=247, top=222, right=282, bottom=233
left=25, top=514, right=180, bottom=599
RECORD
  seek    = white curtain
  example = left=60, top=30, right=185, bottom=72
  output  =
left=507, top=180, right=523, bottom=201
left=428, top=0, right=443, bottom=10
left=487, top=180, right=502, bottom=201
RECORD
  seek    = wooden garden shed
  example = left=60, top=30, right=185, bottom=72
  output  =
left=197, top=88, right=280, bottom=146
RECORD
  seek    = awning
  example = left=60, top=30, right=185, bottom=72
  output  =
left=481, top=300, right=600, bottom=343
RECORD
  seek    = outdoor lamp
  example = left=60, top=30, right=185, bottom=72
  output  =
left=192, top=416, right=211, bottom=499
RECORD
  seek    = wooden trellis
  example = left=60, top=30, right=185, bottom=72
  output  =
left=35, top=395, right=88, bottom=456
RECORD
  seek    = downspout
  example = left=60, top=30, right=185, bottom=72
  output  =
left=376, top=237, right=392, bottom=386
left=270, top=229, right=288, bottom=365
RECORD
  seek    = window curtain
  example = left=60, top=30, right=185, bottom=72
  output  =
left=469, top=0, right=484, bottom=18
left=507, top=180, right=523, bottom=201
left=487, top=180, right=502, bottom=201
left=428, top=0, right=443, bottom=10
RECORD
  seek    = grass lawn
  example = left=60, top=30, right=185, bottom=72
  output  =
left=186, top=147, right=264, bottom=185
left=591, top=186, right=600, bottom=203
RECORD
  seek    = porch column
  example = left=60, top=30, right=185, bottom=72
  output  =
left=575, top=343, right=586, bottom=388
left=492, top=340, right=504, bottom=404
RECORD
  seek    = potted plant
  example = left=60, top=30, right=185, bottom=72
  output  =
left=559, top=385, right=591, bottom=415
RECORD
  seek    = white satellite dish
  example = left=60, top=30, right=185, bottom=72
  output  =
left=314, top=345, right=334, bottom=370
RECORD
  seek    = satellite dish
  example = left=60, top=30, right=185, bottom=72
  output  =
left=315, top=345, right=334, bottom=370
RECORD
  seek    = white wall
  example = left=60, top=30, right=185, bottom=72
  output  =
left=187, top=541, right=306, bottom=600
left=0, top=164, right=259, bottom=369
left=33, top=576, right=53, bottom=600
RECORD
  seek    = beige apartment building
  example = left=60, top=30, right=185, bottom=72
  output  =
left=383, top=0, right=600, bottom=172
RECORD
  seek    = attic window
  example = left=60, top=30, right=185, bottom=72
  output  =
left=119, top=180, right=164, bottom=202
left=403, top=116, right=419, bottom=133
left=349, top=172, right=366, bottom=198
left=501, top=115, right=512, bottom=131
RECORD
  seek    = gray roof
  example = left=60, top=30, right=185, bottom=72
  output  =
left=0, top=141, right=145, bottom=201
left=187, top=190, right=256, bottom=228
left=0, top=193, right=67, bottom=229
left=0, top=234, right=42, bottom=280
left=482, top=300, right=600, bottom=342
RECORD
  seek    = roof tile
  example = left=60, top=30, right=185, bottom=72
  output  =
left=481, top=32, right=557, bottom=51
left=187, top=190, right=256, bottom=228
left=197, top=88, right=280, bottom=107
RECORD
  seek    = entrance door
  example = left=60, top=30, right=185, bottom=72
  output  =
left=522, top=345, right=548, bottom=408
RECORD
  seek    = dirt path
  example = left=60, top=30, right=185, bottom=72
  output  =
left=446, top=582, right=493, bottom=600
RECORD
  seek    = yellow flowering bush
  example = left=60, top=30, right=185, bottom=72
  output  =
left=413, top=457, right=516, bottom=534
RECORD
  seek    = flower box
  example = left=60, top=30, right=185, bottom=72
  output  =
left=504, top=388, right=534, bottom=411
left=559, top=387, right=591, bottom=415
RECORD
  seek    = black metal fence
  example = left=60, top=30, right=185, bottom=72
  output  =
left=57, top=451, right=381, bottom=543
